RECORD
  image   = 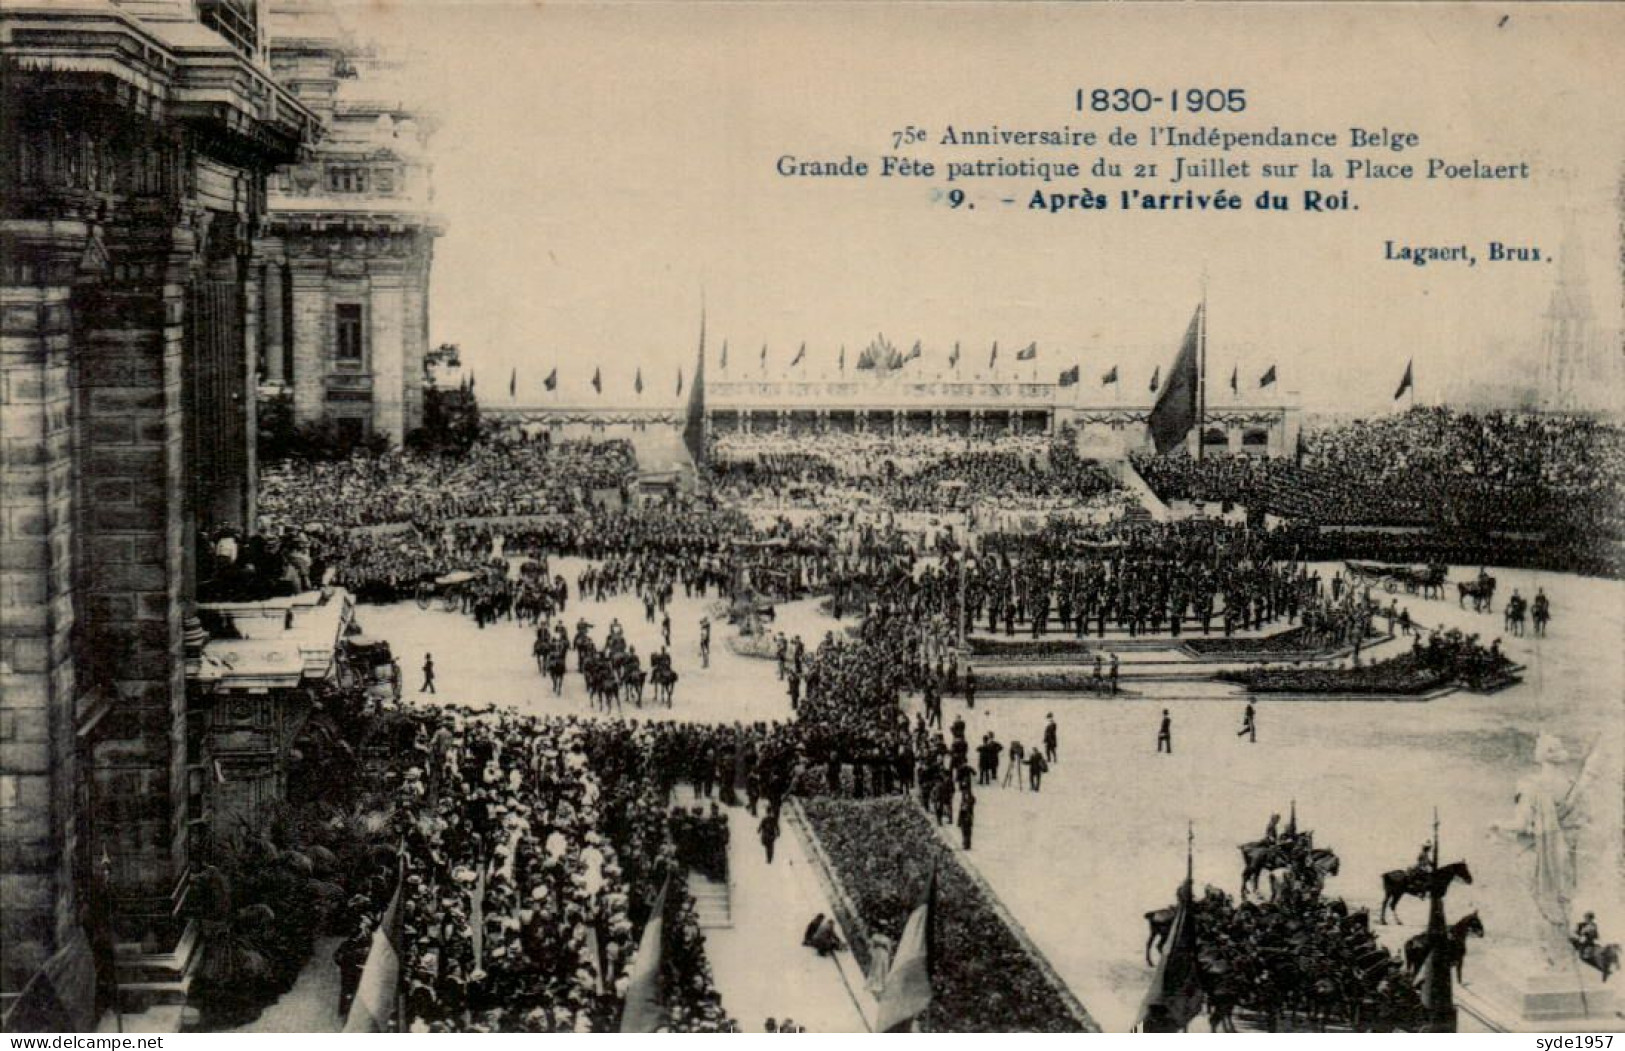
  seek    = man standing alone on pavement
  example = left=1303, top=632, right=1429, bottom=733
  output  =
left=1044, top=713, right=1058, bottom=764
left=759, top=807, right=780, bottom=865
left=1157, top=709, right=1173, bottom=754
left=421, top=653, right=436, bottom=694
left=1237, top=702, right=1256, bottom=743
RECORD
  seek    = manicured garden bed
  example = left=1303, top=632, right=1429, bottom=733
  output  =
left=1218, top=651, right=1468, bottom=694
left=966, top=636, right=1098, bottom=660
left=798, top=796, right=1092, bottom=1032
left=975, top=669, right=1121, bottom=693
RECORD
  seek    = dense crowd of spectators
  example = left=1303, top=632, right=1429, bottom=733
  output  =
left=362, top=707, right=734, bottom=1032
left=1130, top=408, right=1624, bottom=574
left=258, top=437, right=638, bottom=531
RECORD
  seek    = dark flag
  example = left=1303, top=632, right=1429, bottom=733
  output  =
left=344, top=854, right=405, bottom=1032
left=839, top=345, right=846, bottom=371
left=509, top=367, right=516, bottom=398
left=1150, top=365, right=1160, bottom=392
left=1229, top=365, right=1238, bottom=394
left=676, top=368, right=683, bottom=396
left=634, top=367, right=643, bottom=395
left=989, top=342, right=998, bottom=369
left=1416, top=819, right=1457, bottom=1032
left=856, top=345, right=877, bottom=370
left=876, top=863, right=936, bottom=1031
left=1058, top=365, right=1080, bottom=387
left=949, top=343, right=960, bottom=368
left=791, top=343, right=806, bottom=367
left=1016, top=342, right=1037, bottom=361
left=468, top=370, right=475, bottom=391
left=720, top=341, right=728, bottom=370
left=1395, top=359, right=1414, bottom=400
left=620, top=874, right=670, bottom=1033
left=1259, top=364, right=1277, bottom=388
left=905, top=340, right=922, bottom=363
left=544, top=368, right=557, bottom=392
left=760, top=344, right=767, bottom=367
left=682, top=310, right=707, bottom=464
left=1147, top=304, right=1202, bottom=454
left=591, top=367, right=602, bottom=394
left=1136, top=877, right=1203, bottom=1031
left=1102, top=365, right=1119, bottom=386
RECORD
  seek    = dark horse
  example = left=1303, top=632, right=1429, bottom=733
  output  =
left=1404, top=911, right=1484, bottom=981
left=1456, top=576, right=1496, bottom=613
left=1574, top=940, right=1620, bottom=982
left=1379, top=861, right=1472, bottom=924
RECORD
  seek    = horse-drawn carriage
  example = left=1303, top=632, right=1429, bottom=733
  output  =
left=1344, top=561, right=1447, bottom=598
left=337, top=636, right=401, bottom=703
left=414, top=569, right=480, bottom=611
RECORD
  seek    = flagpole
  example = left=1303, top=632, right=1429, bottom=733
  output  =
left=1197, top=293, right=1208, bottom=461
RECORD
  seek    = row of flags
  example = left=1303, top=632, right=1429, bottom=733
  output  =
left=1059, top=362, right=1280, bottom=391
left=488, top=366, right=687, bottom=397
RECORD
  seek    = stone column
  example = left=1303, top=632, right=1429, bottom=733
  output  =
left=76, top=222, right=197, bottom=946
left=259, top=247, right=285, bottom=385
left=368, top=265, right=407, bottom=446
left=287, top=260, right=328, bottom=426
left=0, top=220, right=84, bottom=993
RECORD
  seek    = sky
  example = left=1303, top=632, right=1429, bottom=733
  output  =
left=342, top=1, right=1624, bottom=410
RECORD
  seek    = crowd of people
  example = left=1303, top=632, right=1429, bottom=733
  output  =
left=348, top=707, right=735, bottom=1032
left=258, top=437, right=638, bottom=531
left=1130, top=407, right=1625, bottom=575
left=707, top=430, right=1118, bottom=514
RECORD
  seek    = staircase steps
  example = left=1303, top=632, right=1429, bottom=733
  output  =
left=111, top=921, right=201, bottom=1012
left=686, top=871, right=733, bottom=929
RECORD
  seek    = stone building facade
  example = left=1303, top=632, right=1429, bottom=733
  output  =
left=0, top=0, right=318, bottom=1026
left=258, top=0, right=439, bottom=448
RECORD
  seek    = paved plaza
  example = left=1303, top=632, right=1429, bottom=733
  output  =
left=349, top=558, right=1621, bottom=1032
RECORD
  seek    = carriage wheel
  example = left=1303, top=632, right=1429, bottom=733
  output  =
left=1384, top=580, right=1396, bottom=593
left=415, top=585, right=432, bottom=610
left=440, top=591, right=459, bottom=613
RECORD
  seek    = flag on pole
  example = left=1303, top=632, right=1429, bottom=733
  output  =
left=634, top=367, right=643, bottom=395
left=1058, top=365, right=1080, bottom=387
left=344, top=855, right=405, bottom=1032
left=1135, top=875, right=1204, bottom=1031
left=759, top=344, right=767, bottom=367
left=720, top=342, right=728, bottom=370
left=875, top=864, right=936, bottom=1032
left=591, top=368, right=602, bottom=394
left=1259, top=365, right=1277, bottom=388
left=989, top=342, right=998, bottom=369
left=620, top=875, right=670, bottom=1033
left=682, top=308, right=707, bottom=464
left=949, top=343, right=960, bottom=368
left=1394, top=359, right=1414, bottom=400
left=1147, top=304, right=1203, bottom=454
left=791, top=343, right=806, bottom=367
left=905, top=340, right=922, bottom=363
left=1101, top=365, right=1119, bottom=386
left=1150, top=365, right=1160, bottom=392
left=509, top=368, right=516, bottom=398
left=1016, top=342, right=1037, bottom=361
left=676, top=368, right=683, bottom=396
left=838, top=345, right=846, bottom=372
left=544, top=368, right=557, bottom=392
left=1229, top=365, right=1238, bottom=393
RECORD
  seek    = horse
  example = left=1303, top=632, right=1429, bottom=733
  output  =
left=1378, top=861, right=1472, bottom=924
left=1238, top=834, right=1316, bottom=897
left=1574, top=941, right=1619, bottom=982
left=1417, top=564, right=1448, bottom=601
left=621, top=669, right=647, bottom=707
left=651, top=665, right=678, bottom=707
left=546, top=646, right=567, bottom=695
left=1504, top=594, right=1527, bottom=637
left=532, top=634, right=550, bottom=674
left=1532, top=600, right=1551, bottom=637
left=1404, top=911, right=1484, bottom=982
left=1456, top=576, right=1496, bottom=613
